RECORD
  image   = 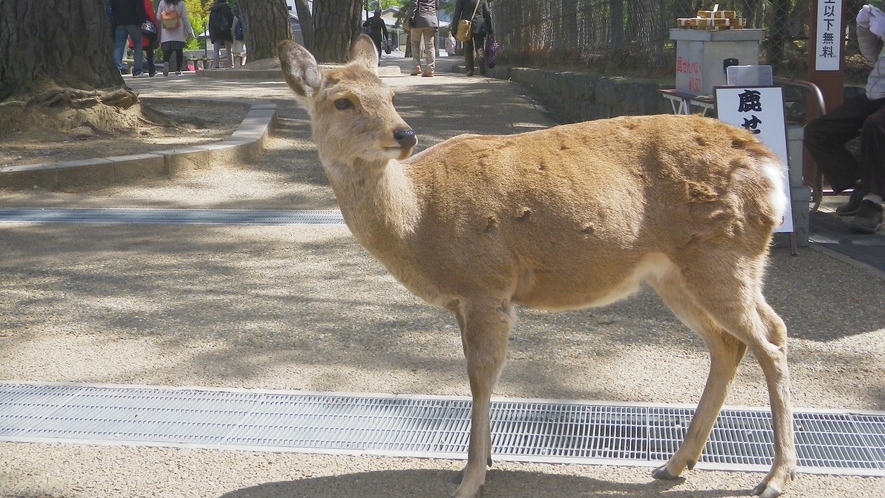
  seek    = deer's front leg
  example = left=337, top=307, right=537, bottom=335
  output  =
left=451, top=299, right=513, bottom=498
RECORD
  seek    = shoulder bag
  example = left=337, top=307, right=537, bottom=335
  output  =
left=455, top=0, right=481, bottom=43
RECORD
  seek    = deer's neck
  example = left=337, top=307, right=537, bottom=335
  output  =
left=325, top=158, right=420, bottom=253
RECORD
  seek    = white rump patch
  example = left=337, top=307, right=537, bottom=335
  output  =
left=760, top=157, right=789, bottom=226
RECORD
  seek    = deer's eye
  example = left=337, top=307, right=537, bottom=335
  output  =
left=334, top=98, right=353, bottom=110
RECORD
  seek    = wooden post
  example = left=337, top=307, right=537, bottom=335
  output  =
left=804, top=0, right=849, bottom=189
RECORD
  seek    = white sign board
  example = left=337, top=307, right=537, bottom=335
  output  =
left=815, top=0, right=843, bottom=71
left=715, top=86, right=793, bottom=233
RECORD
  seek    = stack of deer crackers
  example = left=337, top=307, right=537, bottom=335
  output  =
left=677, top=9, right=748, bottom=30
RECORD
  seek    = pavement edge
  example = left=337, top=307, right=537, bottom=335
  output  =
left=0, top=100, right=277, bottom=190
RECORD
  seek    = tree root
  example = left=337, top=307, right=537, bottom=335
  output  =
left=0, top=100, right=26, bottom=110
left=24, top=87, right=138, bottom=110
left=0, top=87, right=192, bottom=139
left=139, top=102, right=182, bottom=128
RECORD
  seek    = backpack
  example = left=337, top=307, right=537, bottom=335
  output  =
left=209, top=9, right=230, bottom=35
left=160, top=6, right=180, bottom=29
left=234, top=18, right=244, bottom=40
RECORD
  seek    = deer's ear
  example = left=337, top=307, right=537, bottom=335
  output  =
left=350, top=34, right=379, bottom=70
left=278, top=40, right=322, bottom=104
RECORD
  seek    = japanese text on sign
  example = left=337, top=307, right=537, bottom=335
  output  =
left=815, top=0, right=843, bottom=71
left=715, top=86, right=793, bottom=233
left=676, top=56, right=702, bottom=94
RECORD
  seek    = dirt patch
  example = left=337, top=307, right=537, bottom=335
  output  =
left=0, top=99, right=250, bottom=168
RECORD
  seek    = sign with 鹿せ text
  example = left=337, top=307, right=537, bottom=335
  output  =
left=715, top=86, right=793, bottom=233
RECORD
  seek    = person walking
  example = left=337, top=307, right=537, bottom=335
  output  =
left=110, top=0, right=146, bottom=77
left=804, top=4, right=885, bottom=234
left=451, top=0, right=493, bottom=76
left=156, top=0, right=196, bottom=76
left=130, top=0, right=159, bottom=77
left=362, top=8, right=389, bottom=61
left=405, top=0, right=439, bottom=77
left=208, top=0, right=235, bottom=69
left=232, top=10, right=246, bottom=66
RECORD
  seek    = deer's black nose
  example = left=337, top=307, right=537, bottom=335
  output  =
left=394, top=129, right=417, bottom=148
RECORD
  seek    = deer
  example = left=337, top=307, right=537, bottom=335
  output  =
left=277, top=35, right=796, bottom=498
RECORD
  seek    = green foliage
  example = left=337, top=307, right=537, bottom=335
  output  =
left=184, top=0, right=203, bottom=50
left=439, top=0, right=454, bottom=17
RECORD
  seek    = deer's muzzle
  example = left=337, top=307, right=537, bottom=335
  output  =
left=394, top=129, right=417, bottom=149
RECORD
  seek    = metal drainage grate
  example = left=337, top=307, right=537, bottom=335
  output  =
left=0, top=208, right=345, bottom=225
left=2, top=382, right=884, bottom=475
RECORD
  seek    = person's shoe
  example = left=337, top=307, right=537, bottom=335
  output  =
left=478, top=56, right=487, bottom=75
left=162, top=62, right=169, bottom=77
left=148, top=70, right=156, bottom=77
left=835, top=182, right=865, bottom=216
left=132, top=71, right=147, bottom=78
left=466, top=69, right=474, bottom=76
left=848, top=200, right=883, bottom=234
left=410, top=65, right=422, bottom=76
left=422, top=68, right=434, bottom=77
left=175, top=71, right=182, bottom=76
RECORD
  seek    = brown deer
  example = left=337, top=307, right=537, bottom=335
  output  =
left=277, top=36, right=796, bottom=498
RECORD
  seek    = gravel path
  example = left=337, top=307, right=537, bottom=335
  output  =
left=2, top=58, right=884, bottom=498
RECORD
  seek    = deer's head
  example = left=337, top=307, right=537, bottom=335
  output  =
left=278, top=36, right=417, bottom=165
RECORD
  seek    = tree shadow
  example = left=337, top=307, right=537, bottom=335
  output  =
left=215, top=468, right=751, bottom=498
left=2, top=73, right=884, bottom=412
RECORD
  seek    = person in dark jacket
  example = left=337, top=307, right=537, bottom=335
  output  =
left=208, top=0, right=235, bottom=69
left=110, top=0, right=147, bottom=77
left=362, top=9, right=390, bottom=60
left=804, top=4, right=885, bottom=234
left=128, top=0, right=159, bottom=76
left=451, top=0, right=493, bottom=76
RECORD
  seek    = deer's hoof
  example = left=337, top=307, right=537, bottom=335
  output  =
left=652, top=464, right=681, bottom=480
left=751, top=482, right=784, bottom=498
left=751, top=465, right=794, bottom=497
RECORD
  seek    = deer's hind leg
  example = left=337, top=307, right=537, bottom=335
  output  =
left=747, top=298, right=796, bottom=498
left=646, top=270, right=748, bottom=481
left=655, top=255, right=795, bottom=498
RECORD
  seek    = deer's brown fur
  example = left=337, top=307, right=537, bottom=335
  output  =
left=278, top=36, right=796, bottom=498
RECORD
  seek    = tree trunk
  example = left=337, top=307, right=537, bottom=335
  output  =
left=608, top=0, right=624, bottom=51
left=766, top=0, right=791, bottom=71
left=0, top=0, right=124, bottom=102
left=294, top=0, right=315, bottom=50
left=238, top=0, right=293, bottom=63
left=311, top=0, right=363, bottom=63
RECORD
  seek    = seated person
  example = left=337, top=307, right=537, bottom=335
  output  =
left=804, top=4, right=885, bottom=234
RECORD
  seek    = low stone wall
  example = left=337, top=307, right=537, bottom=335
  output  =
left=486, top=65, right=866, bottom=126
left=486, top=66, right=671, bottom=122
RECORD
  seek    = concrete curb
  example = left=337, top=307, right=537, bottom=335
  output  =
left=0, top=100, right=277, bottom=190
left=192, top=65, right=403, bottom=80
